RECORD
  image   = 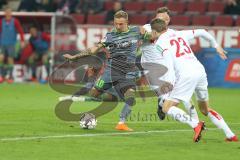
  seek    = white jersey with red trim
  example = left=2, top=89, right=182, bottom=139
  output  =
left=155, top=30, right=211, bottom=102
left=140, top=25, right=218, bottom=95
left=141, top=25, right=219, bottom=101
left=141, top=24, right=176, bottom=65
left=141, top=25, right=218, bottom=66
left=141, top=24, right=176, bottom=84
left=155, top=30, right=206, bottom=82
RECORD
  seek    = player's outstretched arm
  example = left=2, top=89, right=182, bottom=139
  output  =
left=193, top=29, right=228, bottom=60
left=63, top=43, right=104, bottom=61
left=179, top=29, right=227, bottom=60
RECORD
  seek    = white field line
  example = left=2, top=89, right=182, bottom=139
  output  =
left=97, top=122, right=240, bottom=125
left=0, top=128, right=220, bottom=142
left=1, top=122, right=240, bottom=125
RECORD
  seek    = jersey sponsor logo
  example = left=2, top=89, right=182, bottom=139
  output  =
left=108, top=40, right=137, bottom=50
left=225, top=59, right=240, bottom=83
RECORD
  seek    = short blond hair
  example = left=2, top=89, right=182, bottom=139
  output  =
left=114, top=10, right=128, bottom=20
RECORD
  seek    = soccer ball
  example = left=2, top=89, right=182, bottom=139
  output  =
left=79, top=113, right=97, bottom=129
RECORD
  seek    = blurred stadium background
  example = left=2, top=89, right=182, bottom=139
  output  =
left=0, top=1, right=240, bottom=160
left=0, top=0, right=239, bottom=87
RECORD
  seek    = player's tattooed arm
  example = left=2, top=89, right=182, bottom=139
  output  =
left=63, top=43, right=104, bottom=61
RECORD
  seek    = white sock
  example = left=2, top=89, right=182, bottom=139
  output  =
left=208, top=109, right=235, bottom=138
left=182, top=101, right=199, bottom=122
left=167, top=106, right=199, bottom=128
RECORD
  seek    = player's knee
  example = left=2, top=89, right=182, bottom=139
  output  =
left=124, top=89, right=136, bottom=106
left=125, top=97, right=135, bottom=106
left=89, top=88, right=101, bottom=98
left=195, top=89, right=209, bottom=101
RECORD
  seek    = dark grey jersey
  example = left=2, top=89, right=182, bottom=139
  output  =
left=101, top=26, right=142, bottom=74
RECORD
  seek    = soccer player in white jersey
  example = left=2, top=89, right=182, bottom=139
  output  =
left=150, top=18, right=238, bottom=142
left=141, top=7, right=198, bottom=121
left=141, top=7, right=231, bottom=123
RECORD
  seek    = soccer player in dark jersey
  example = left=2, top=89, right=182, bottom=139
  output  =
left=63, top=10, right=150, bottom=131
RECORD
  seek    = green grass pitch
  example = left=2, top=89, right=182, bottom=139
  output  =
left=0, top=83, right=239, bottom=160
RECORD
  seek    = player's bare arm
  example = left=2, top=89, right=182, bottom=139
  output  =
left=63, top=43, right=104, bottom=61
left=194, top=29, right=228, bottom=60
left=179, top=29, right=228, bottom=60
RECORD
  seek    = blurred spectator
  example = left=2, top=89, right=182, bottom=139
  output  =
left=37, top=0, right=60, bottom=12
left=37, top=0, right=53, bottom=12
left=18, top=0, right=38, bottom=12
left=0, top=0, right=7, bottom=10
left=224, top=0, right=240, bottom=15
left=57, top=0, right=79, bottom=14
left=76, top=0, right=104, bottom=15
left=0, top=7, right=25, bottom=83
left=105, top=2, right=123, bottom=24
left=46, top=0, right=60, bottom=12
left=28, top=25, right=50, bottom=83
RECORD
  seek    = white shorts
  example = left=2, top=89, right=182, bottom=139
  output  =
left=194, top=76, right=209, bottom=102
left=166, top=72, right=208, bottom=103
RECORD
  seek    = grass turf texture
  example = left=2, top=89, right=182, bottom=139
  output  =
left=0, top=83, right=240, bottom=160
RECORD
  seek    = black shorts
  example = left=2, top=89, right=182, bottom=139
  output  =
left=94, top=66, right=136, bottom=99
